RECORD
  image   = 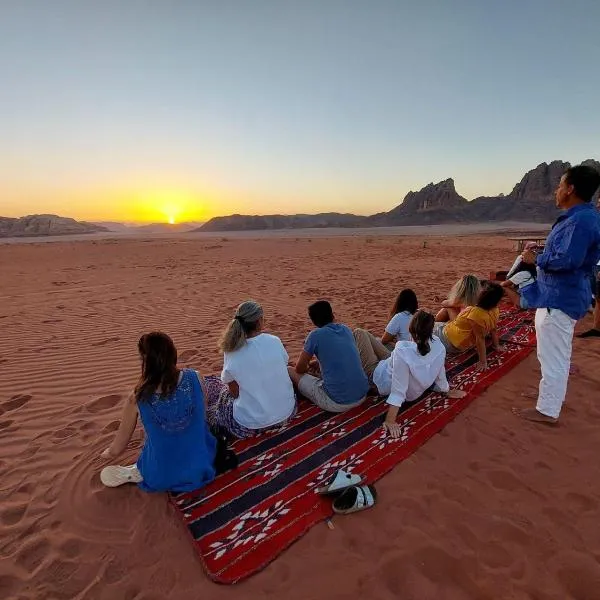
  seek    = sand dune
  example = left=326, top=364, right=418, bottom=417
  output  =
left=1, top=234, right=599, bottom=599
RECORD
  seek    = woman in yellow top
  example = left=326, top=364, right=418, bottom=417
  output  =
left=433, top=282, right=505, bottom=372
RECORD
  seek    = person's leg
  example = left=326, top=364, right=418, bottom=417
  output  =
left=353, top=328, right=384, bottom=377
left=203, top=375, right=226, bottom=428
left=366, top=331, right=392, bottom=361
left=515, top=308, right=575, bottom=423
left=298, top=374, right=364, bottom=413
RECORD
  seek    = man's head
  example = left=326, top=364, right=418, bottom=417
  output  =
left=555, top=165, right=600, bottom=209
left=308, top=300, right=334, bottom=328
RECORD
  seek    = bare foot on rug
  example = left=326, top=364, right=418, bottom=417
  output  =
left=447, top=389, right=467, bottom=399
left=512, top=407, right=558, bottom=425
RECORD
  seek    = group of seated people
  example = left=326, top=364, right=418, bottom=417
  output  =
left=100, top=275, right=510, bottom=493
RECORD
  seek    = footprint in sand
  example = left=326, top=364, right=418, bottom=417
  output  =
left=179, top=349, right=198, bottom=361
left=101, top=420, right=120, bottom=434
left=91, top=337, right=121, bottom=347
left=0, top=503, right=27, bottom=526
left=2, top=394, right=32, bottom=412
left=0, top=420, right=15, bottom=431
left=15, top=537, right=51, bottom=573
left=486, top=468, right=524, bottom=492
left=86, top=394, right=122, bottom=413
left=565, top=492, right=598, bottom=513
left=59, top=537, right=83, bottom=559
left=42, top=319, right=63, bottom=324
left=51, top=427, right=78, bottom=442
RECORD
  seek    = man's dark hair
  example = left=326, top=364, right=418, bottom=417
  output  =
left=477, top=282, right=504, bottom=311
left=565, top=165, right=600, bottom=203
left=308, top=300, right=334, bottom=327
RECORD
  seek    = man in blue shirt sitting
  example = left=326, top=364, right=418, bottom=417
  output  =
left=514, top=164, right=600, bottom=424
left=289, top=300, right=369, bottom=412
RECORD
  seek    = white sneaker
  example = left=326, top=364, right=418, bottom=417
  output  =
left=100, top=464, right=143, bottom=488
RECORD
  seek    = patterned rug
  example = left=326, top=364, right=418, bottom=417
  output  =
left=170, top=306, right=536, bottom=584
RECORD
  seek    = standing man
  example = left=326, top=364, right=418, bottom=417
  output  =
left=577, top=195, right=600, bottom=339
left=514, top=165, right=600, bottom=424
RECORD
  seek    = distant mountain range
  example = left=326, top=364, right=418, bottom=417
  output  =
left=198, top=159, right=600, bottom=232
left=92, top=221, right=203, bottom=233
left=3, top=159, right=598, bottom=238
left=0, top=214, right=108, bottom=238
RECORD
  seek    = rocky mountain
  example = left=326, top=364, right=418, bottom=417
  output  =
left=0, top=214, right=108, bottom=238
left=198, top=213, right=364, bottom=232
left=369, top=178, right=469, bottom=225
left=198, top=158, right=600, bottom=231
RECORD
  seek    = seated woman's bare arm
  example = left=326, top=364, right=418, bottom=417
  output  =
left=381, top=331, right=395, bottom=345
left=102, top=394, right=138, bottom=458
left=472, top=323, right=488, bottom=371
left=227, top=381, right=240, bottom=398
left=441, top=299, right=460, bottom=309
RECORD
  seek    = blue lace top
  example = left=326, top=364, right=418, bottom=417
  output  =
left=136, top=369, right=217, bottom=492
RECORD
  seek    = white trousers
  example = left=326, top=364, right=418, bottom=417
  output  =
left=535, top=308, right=576, bottom=419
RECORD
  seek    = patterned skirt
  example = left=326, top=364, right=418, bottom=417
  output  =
left=203, top=375, right=296, bottom=439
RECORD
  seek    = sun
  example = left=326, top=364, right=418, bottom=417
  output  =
left=168, top=216, right=176, bottom=225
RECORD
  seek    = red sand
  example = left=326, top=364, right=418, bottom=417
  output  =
left=1, top=234, right=599, bottom=600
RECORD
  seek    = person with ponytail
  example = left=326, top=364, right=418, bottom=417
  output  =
left=99, top=332, right=218, bottom=491
left=203, top=300, right=296, bottom=438
left=380, top=311, right=465, bottom=439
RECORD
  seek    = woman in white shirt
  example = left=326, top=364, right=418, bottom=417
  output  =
left=376, top=311, right=465, bottom=439
left=381, top=289, right=419, bottom=349
left=353, top=289, right=419, bottom=382
left=204, top=300, right=296, bottom=438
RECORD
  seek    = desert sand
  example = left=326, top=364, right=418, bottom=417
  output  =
left=1, top=233, right=599, bottom=600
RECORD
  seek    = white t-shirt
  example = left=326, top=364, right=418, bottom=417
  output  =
left=506, top=256, right=523, bottom=279
left=509, top=270, right=534, bottom=290
left=221, top=333, right=296, bottom=429
left=373, top=336, right=449, bottom=405
left=384, top=311, right=413, bottom=342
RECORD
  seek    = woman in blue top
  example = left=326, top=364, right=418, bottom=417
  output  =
left=100, top=332, right=217, bottom=492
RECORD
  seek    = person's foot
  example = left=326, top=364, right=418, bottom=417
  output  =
left=512, top=407, right=558, bottom=425
left=576, top=328, right=600, bottom=338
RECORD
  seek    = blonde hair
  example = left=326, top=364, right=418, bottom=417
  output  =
left=448, top=274, right=481, bottom=307
left=219, top=301, right=263, bottom=353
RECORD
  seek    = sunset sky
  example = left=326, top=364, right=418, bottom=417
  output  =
left=1, top=1, right=599, bottom=223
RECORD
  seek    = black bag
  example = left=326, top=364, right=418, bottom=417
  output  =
left=212, top=426, right=239, bottom=475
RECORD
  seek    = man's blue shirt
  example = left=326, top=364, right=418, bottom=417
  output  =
left=522, top=203, right=600, bottom=320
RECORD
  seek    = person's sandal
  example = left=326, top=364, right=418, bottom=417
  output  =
left=100, top=464, right=143, bottom=487
left=332, top=485, right=377, bottom=515
left=316, top=469, right=363, bottom=495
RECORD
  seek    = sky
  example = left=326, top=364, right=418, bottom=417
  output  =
left=1, top=0, right=599, bottom=223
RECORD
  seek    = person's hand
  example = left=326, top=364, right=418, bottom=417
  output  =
left=476, top=360, right=488, bottom=372
left=383, top=421, right=403, bottom=439
left=521, top=249, right=536, bottom=264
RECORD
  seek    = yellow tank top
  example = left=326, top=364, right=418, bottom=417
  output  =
left=444, top=306, right=499, bottom=350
